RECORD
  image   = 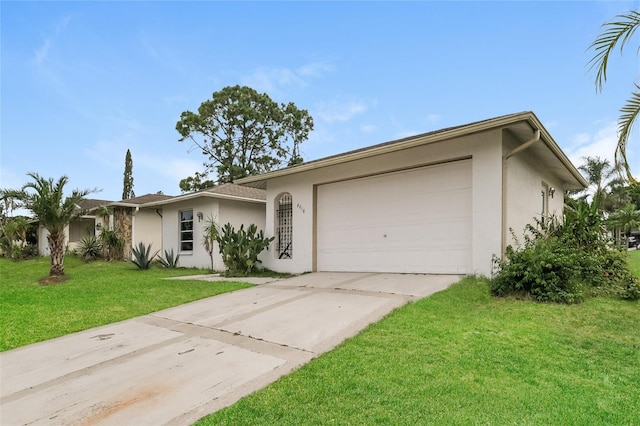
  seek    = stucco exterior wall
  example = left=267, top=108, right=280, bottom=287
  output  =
left=218, top=199, right=266, bottom=231
left=132, top=208, right=163, bottom=258
left=161, top=198, right=266, bottom=270
left=162, top=198, right=221, bottom=270
left=503, top=133, right=566, bottom=250
left=38, top=220, right=93, bottom=256
left=261, top=129, right=505, bottom=275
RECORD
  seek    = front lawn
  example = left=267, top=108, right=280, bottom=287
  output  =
left=0, top=256, right=252, bottom=351
left=199, top=260, right=640, bottom=424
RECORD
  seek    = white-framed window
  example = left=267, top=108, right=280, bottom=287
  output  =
left=275, top=193, right=293, bottom=259
left=179, top=210, right=194, bottom=251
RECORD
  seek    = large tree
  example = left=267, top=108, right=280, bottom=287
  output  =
left=176, top=85, right=314, bottom=184
left=9, top=173, right=95, bottom=278
left=122, top=149, right=135, bottom=200
left=178, top=171, right=214, bottom=194
left=588, top=9, right=639, bottom=184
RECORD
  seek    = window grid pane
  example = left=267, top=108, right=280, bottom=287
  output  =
left=277, top=194, right=293, bottom=259
left=180, top=209, right=194, bottom=252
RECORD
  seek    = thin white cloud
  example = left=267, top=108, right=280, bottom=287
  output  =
left=32, top=15, right=71, bottom=65
left=425, top=114, right=442, bottom=126
left=241, top=61, right=335, bottom=94
left=315, top=99, right=368, bottom=123
left=567, top=122, right=618, bottom=168
left=34, top=39, right=52, bottom=65
left=297, top=61, right=335, bottom=77
left=360, top=124, right=377, bottom=133
left=242, top=67, right=304, bottom=93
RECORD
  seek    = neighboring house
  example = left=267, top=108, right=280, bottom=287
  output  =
left=37, top=198, right=112, bottom=256
left=143, top=184, right=266, bottom=270
left=107, top=193, right=174, bottom=259
left=37, top=194, right=173, bottom=259
left=236, top=111, right=588, bottom=276
left=36, top=186, right=265, bottom=270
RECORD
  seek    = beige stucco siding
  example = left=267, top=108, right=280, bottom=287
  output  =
left=262, top=129, right=505, bottom=275
left=503, top=130, right=566, bottom=251
left=161, top=198, right=266, bottom=270
left=38, top=220, right=93, bottom=256
left=217, top=199, right=266, bottom=231
left=162, top=198, right=221, bottom=270
left=132, top=209, right=163, bottom=256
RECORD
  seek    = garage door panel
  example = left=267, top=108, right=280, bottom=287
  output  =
left=317, top=160, right=472, bottom=274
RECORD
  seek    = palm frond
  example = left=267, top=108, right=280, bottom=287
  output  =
left=616, top=85, right=640, bottom=184
left=587, top=10, right=640, bottom=93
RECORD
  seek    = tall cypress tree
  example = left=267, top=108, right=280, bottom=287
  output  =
left=122, top=149, right=135, bottom=200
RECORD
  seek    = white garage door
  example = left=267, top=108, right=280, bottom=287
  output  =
left=316, top=160, right=472, bottom=274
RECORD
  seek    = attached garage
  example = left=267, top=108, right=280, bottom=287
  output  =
left=238, top=112, right=588, bottom=276
left=316, top=160, right=472, bottom=274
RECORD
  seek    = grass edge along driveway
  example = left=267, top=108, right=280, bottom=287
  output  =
left=0, top=257, right=251, bottom=351
left=198, top=251, right=640, bottom=425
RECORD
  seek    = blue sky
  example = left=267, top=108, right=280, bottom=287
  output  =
left=2, top=1, right=639, bottom=202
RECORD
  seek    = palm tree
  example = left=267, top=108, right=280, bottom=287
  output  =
left=588, top=9, right=640, bottom=184
left=578, top=156, right=616, bottom=212
left=202, top=215, right=220, bottom=272
left=607, top=203, right=640, bottom=248
left=603, top=177, right=631, bottom=212
left=16, top=173, right=95, bottom=277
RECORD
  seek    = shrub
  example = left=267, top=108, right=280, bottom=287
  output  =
left=492, top=199, right=638, bottom=304
left=100, top=229, right=124, bottom=261
left=131, top=242, right=159, bottom=270
left=491, top=237, right=584, bottom=304
left=618, top=275, right=640, bottom=300
left=157, top=248, right=180, bottom=269
left=216, top=223, right=274, bottom=276
left=77, top=235, right=102, bottom=262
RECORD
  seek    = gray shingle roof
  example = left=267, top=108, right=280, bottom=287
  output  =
left=119, top=193, right=174, bottom=204
left=77, top=199, right=112, bottom=211
left=200, top=183, right=266, bottom=201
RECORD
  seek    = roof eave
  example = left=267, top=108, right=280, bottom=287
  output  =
left=238, top=111, right=588, bottom=189
left=141, top=191, right=266, bottom=207
left=526, top=115, right=588, bottom=188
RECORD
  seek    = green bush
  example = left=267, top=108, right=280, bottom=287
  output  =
left=491, top=237, right=584, bottom=304
left=100, top=229, right=124, bottom=261
left=618, top=275, right=640, bottom=300
left=492, top=199, right=638, bottom=304
left=131, top=242, right=159, bottom=270
left=216, top=223, right=274, bottom=276
left=77, top=235, right=102, bottom=262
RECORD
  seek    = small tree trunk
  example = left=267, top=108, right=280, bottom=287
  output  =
left=47, top=231, right=65, bottom=276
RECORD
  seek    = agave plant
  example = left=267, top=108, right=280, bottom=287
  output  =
left=131, top=242, right=159, bottom=270
left=157, top=248, right=180, bottom=268
left=77, top=234, right=102, bottom=262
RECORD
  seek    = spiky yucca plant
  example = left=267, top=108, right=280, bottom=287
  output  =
left=131, top=242, right=159, bottom=270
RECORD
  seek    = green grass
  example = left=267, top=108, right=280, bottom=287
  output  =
left=199, top=277, right=640, bottom=424
left=627, top=248, right=640, bottom=277
left=0, top=256, right=252, bottom=351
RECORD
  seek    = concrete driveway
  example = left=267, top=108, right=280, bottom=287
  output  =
left=0, top=272, right=461, bottom=425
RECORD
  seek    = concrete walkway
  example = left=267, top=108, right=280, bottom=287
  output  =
left=0, top=272, right=461, bottom=426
